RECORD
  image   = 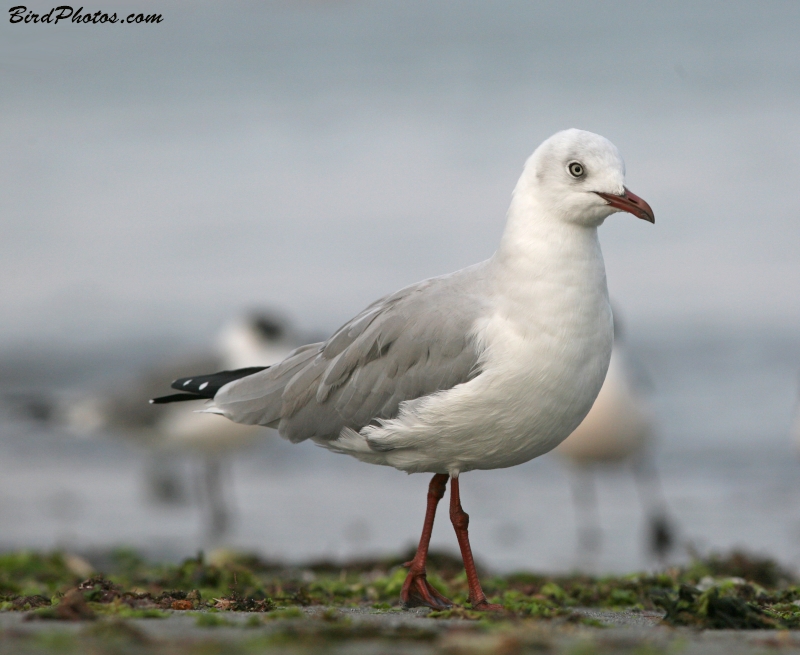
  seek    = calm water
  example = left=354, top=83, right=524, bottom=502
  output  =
left=1, top=326, right=799, bottom=574
left=3, top=1, right=800, bottom=345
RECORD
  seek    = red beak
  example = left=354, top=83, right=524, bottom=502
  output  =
left=595, top=187, right=654, bottom=223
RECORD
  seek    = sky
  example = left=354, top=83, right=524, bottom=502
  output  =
left=2, top=0, right=799, bottom=348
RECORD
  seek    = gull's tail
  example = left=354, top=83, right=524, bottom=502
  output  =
left=150, top=366, right=268, bottom=404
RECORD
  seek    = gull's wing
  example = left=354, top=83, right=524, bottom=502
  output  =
left=213, top=269, right=489, bottom=443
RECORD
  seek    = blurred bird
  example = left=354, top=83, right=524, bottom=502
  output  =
left=555, top=314, right=675, bottom=565
left=13, top=311, right=300, bottom=543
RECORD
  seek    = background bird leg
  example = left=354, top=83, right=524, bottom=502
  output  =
left=631, top=451, right=676, bottom=563
left=201, top=456, right=231, bottom=545
left=568, top=465, right=603, bottom=567
left=449, top=476, right=503, bottom=611
left=400, top=473, right=452, bottom=609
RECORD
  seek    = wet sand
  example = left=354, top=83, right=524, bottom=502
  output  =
left=5, top=606, right=800, bottom=655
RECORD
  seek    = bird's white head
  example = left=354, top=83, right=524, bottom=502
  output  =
left=514, top=129, right=654, bottom=227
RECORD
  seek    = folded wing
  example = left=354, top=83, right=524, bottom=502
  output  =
left=213, top=273, right=488, bottom=444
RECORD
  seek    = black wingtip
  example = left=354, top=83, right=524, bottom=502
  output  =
left=170, top=366, right=268, bottom=397
left=150, top=393, right=209, bottom=405
left=150, top=366, right=270, bottom=406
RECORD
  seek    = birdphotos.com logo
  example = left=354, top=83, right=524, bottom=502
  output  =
left=8, top=6, right=163, bottom=24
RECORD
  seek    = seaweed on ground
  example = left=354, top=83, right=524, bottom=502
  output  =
left=681, top=549, right=796, bottom=588
left=653, top=579, right=800, bottom=630
left=2, top=547, right=800, bottom=629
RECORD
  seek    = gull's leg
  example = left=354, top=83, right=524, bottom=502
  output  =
left=400, top=473, right=453, bottom=609
left=449, top=476, right=504, bottom=611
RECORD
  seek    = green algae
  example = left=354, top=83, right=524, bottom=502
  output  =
left=196, top=612, right=236, bottom=628
left=0, top=551, right=80, bottom=597
left=4, top=547, right=800, bottom=632
left=94, top=604, right=170, bottom=619
left=681, top=549, right=795, bottom=588
left=653, top=581, right=800, bottom=630
left=32, top=631, right=80, bottom=654
left=266, top=607, right=305, bottom=620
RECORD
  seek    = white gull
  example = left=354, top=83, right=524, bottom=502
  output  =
left=153, top=128, right=654, bottom=610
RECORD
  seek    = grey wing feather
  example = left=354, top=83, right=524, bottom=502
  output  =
left=214, top=270, right=489, bottom=443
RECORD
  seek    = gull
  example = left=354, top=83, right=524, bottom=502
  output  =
left=153, top=129, right=654, bottom=610
left=555, top=311, right=675, bottom=564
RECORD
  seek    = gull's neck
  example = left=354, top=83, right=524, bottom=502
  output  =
left=493, top=190, right=604, bottom=273
left=487, top=190, right=609, bottom=328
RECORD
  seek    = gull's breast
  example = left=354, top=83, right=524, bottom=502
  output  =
left=365, top=296, right=613, bottom=475
left=360, top=228, right=614, bottom=474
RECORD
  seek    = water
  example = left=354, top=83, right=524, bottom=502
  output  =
left=2, top=326, right=799, bottom=574
left=2, top=1, right=800, bottom=347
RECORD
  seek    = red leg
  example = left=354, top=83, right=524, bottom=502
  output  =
left=400, top=473, right=453, bottom=609
left=449, top=476, right=504, bottom=611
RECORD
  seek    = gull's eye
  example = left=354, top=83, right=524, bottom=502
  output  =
left=567, top=161, right=585, bottom=178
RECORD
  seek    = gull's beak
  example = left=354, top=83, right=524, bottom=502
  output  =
left=595, top=187, right=655, bottom=223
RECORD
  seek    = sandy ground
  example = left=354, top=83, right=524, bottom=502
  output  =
left=4, top=606, right=800, bottom=655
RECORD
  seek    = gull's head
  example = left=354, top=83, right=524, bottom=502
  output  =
left=517, top=129, right=654, bottom=227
